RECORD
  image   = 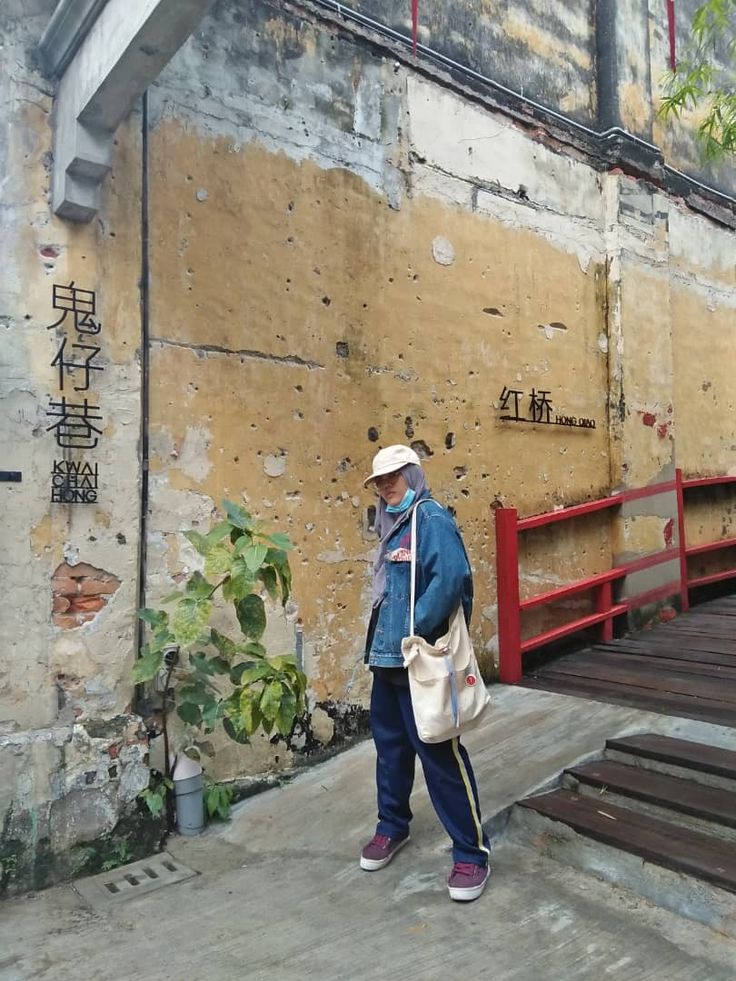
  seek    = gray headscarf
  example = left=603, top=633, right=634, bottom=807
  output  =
left=371, top=463, right=428, bottom=607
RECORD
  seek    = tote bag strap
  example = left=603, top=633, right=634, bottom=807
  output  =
left=408, top=500, right=428, bottom=636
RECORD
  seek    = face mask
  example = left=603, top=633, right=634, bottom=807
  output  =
left=386, top=488, right=417, bottom=513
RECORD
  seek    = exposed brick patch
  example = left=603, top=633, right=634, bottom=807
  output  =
left=663, top=518, right=675, bottom=547
left=52, top=562, right=120, bottom=629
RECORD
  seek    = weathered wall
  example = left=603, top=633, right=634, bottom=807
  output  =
left=145, top=0, right=614, bottom=753
left=0, top=1, right=150, bottom=894
left=669, top=204, right=736, bottom=579
left=142, top=0, right=736, bottom=709
left=350, top=0, right=597, bottom=122
left=323, top=0, right=736, bottom=194
left=1, top=0, right=735, bottom=893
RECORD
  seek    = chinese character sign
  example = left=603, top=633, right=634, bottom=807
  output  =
left=45, top=282, right=105, bottom=504
left=497, top=385, right=596, bottom=430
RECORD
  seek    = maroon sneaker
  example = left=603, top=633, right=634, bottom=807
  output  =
left=359, top=833, right=410, bottom=871
left=447, top=862, right=490, bottom=901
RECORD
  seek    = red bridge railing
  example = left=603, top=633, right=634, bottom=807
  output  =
left=495, top=469, right=736, bottom=684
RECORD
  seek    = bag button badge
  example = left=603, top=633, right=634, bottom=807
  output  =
left=465, top=673, right=477, bottom=686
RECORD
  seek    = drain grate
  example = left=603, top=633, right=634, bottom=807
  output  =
left=74, top=852, right=198, bottom=908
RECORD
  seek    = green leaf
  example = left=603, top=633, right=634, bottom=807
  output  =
left=183, top=530, right=211, bottom=556
left=184, top=571, right=214, bottom=600
left=138, top=608, right=168, bottom=629
left=224, top=557, right=256, bottom=603
left=210, top=628, right=238, bottom=659
left=230, top=661, right=253, bottom=685
left=177, top=702, right=202, bottom=726
left=206, top=521, right=233, bottom=546
left=236, top=594, right=266, bottom=639
left=260, top=679, right=283, bottom=723
left=204, top=782, right=234, bottom=821
left=266, top=549, right=292, bottom=604
left=200, top=701, right=222, bottom=730
left=242, top=543, right=269, bottom=573
left=160, top=591, right=182, bottom=604
left=257, top=565, right=279, bottom=601
left=233, top=534, right=255, bottom=557
left=265, top=532, right=294, bottom=550
left=240, top=641, right=267, bottom=658
left=132, top=647, right=164, bottom=683
left=147, top=627, right=176, bottom=654
left=204, top=543, right=234, bottom=577
left=235, top=661, right=274, bottom=686
left=139, top=786, right=167, bottom=818
left=239, top=689, right=262, bottom=734
left=275, top=689, right=297, bottom=736
left=223, top=715, right=250, bottom=744
left=223, top=499, right=254, bottom=531
left=190, top=652, right=217, bottom=676
left=178, top=685, right=216, bottom=707
left=172, top=598, right=213, bottom=645
left=189, top=652, right=230, bottom=677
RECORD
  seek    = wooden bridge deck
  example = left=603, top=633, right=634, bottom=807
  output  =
left=524, top=596, right=736, bottom=728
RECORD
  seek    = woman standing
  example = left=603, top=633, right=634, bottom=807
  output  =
left=360, top=444, right=490, bottom=902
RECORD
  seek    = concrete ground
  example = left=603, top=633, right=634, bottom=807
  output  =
left=2, top=686, right=736, bottom=981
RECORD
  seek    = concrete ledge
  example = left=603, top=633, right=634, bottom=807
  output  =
left=38, top=0, right=109, bottom=78
left=46, top=0, right=217, bottom=221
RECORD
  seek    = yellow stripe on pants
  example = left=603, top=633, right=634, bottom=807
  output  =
left=451, top=738, right=490, bottom=858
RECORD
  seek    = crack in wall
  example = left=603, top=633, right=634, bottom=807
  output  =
left=150, top=337, right=325, bottom=369
left=413, top=157, right=602, bottom=229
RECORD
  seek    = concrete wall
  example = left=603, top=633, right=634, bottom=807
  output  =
left=348, top=0, right=736, bottom=195
left=1, top=0, right=735, bottom=893
left=1, top=0, right=151, bottom=894
left=350, top=0, right=597, bottom=123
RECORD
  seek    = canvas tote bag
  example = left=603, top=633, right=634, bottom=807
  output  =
left=401, top=501, right=491, bottom=743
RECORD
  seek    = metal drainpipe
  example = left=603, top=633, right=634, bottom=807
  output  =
left=135, top=89, right=151, bottom=662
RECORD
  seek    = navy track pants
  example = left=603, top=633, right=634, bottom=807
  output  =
left=370, top=671, right=490, bottom=866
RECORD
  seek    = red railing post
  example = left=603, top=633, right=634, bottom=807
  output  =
left=675, top=467, right=690, bottom=612
left=495, top=507, right=522, bottom=684
left=595, top=580, right=614, bottom=642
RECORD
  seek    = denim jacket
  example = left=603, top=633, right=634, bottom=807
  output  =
left=366, top=495, right=473, bottom=668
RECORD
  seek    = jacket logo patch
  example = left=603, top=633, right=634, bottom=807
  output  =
left=387, top=547, right=413, bottom=562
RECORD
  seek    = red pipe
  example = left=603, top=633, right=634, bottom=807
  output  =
left=667, top=0, right=677, bottom=70
left=411, top=0, right=418, bottom=55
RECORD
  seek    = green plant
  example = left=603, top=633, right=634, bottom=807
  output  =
left=134, top=499, right=308, bottom=825
left=101, top=839, right=133, bottom=872
left=204, top=780, right=235, bottom=822
left=139, top=774, right=174, bottom=818
left=659, top=0, right=736, bottom=160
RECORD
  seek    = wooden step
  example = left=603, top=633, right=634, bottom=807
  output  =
left=536, top=653, right=736, bottom=704
left=594, top=641, right=736, bottom=668
left=563, top=649, right=736, bottom=680
left=522, top=676, right=736, bottom=728
left=519, top=789, right=736, bottom=894
left=606, top=733, right=736, bottom=780
left=567, top=759, right=736, bottom=829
